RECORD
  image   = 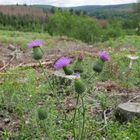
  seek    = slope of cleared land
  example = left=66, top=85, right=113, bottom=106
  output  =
left=0, top=30, right=140, bottom=139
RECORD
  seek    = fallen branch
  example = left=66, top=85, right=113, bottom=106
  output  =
left=15, top=61, right=53, bottom=68
left=109, top=93, right=140, bottom=98
left=0, top=55, right=15, bottom=71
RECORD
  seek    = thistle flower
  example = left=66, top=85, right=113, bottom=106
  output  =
left=28, top=40, right=44, bottom=60
left=99, top=51, right=110, bottom=62
left=28, top=40, right=44, bottom=48
left=54, top=57, right=73, bottom=75
left=54, top=57, right=72, bottom=70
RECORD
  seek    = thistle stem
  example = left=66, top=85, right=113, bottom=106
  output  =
left=38, top=60, right=67, bottom=120
left=86, top=72, right=95, bottom=83
left=81, top=96, right=86, bottom=140
left=73, top=94, right=80, bottom=140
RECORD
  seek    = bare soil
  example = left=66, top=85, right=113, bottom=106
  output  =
left=0, top=39, right=100, bottom=71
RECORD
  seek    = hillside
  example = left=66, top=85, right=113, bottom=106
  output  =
left=34, top=3, right=134, bottom=18
left=0, top=4, right=134, bottom=20
left=0, top=30, right=140, bottom=139
left=0, top=5, right=47, bottom=20
left=33, top=3, right=133, bottom=11
left=68, top=4, right=133, bottom=13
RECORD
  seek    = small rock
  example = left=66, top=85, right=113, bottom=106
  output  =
left=8, top=44, right=16, bottom=51
left=38, top=101, right=44, bottom=106
left=65, top=97, right=76, bottom=112
left=15, top=50, right=23, bottom=60
left=4, top=118, right=10, bottom=124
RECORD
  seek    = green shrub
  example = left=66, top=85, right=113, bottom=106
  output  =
left=47, top=10, right=102, bottom=43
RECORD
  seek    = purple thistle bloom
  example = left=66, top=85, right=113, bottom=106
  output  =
left=99, top=51, right=110, bottom=62
left=75, top=73, right=80, bottom=79
left=54, top=57, right=72, bottom=70
left=28, top=40, right=44, bottom=48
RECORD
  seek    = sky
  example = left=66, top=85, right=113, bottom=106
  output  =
left=0, top=0, right=137, bottom=7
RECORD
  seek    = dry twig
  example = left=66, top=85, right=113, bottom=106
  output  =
left=0, top=55, right=15, bottom=71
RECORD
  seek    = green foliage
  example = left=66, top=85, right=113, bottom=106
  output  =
left=63, top=66, right=73, bottom=75
left=74, top=79, right=86, bottom=94
left=93, top=60, right=104, bottom=73
left=37, top=107, right=47, bottom=120
left=33, top=47, right=43, bottom=60
left=73, top=59, right=84, bottom=73
left=47, top=10, right=102, bottom=43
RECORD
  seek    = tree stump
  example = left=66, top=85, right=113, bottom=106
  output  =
left=115, top=102, right=140, bottom=123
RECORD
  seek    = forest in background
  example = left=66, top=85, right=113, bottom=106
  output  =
left=0, top=3, right=139, bottom=43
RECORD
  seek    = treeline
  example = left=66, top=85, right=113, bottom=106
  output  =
left=0, top=4, right=139, bottom=43
left=45, top=6, right=140, bottom=38
left=0, top=5, right=48, bottom=32
left=0, top=12, right=48, bottom=32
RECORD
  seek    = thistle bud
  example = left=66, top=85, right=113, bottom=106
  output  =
left=37, top=108, right=47, bottom=120
left=93, top=60, right=104, bottom=73
left=63, top=66, right=73, bottom=75
left=73, top=59, right=83, bottom=73
left=33, top=47, right=43, bottom=60
left=28, top=40, right=44, bottom=60
left=74, top=74, right=85, bottom=94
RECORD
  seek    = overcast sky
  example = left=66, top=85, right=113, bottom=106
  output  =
left=0, top=0, right=137, bottom=7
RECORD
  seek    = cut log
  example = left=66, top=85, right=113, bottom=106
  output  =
left=115, top=102, right=140, bottom=122
left=53, top=71, right=77, bottom=80
left=49, top=71, right=77, bottom=88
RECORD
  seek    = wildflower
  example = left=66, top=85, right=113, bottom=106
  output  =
left=93, top=51, right=110, bottom=73
left=74, top=73, right=85, bottom=94
left=28, top=40, right=44, bottom=60
left=54, top=57, right=73, bottom=75
left=54, top=57, right=71, bottom=70
left=99, top=51, right=110, bottom=62
left=28, top=40, right=44, bottom=48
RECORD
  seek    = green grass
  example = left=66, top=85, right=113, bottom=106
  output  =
left=0, top=30, right=140, bottom=49
left=0, top=30, right=51, bottom=48
left=104, top=35, right=140, bottom=49
left=0, top=30, right=140, bottom=139
left=0, top=61, right=140, bottom=139
left=0, top=30, right=79, bottom=49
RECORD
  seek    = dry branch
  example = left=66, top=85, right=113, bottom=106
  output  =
left=0, top=55, right=15, bottom=71
left=15, top=61, right=53, bottom=68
